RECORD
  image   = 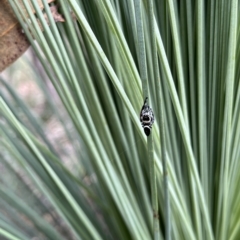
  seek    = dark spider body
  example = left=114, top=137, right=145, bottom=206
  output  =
left=140, top=97, right=154, bottom=136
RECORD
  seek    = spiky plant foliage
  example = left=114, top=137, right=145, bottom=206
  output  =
left=0, top=0, right=240, bottom=240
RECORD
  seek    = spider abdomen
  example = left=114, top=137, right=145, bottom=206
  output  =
left=140, top=97, right=154, bottom=136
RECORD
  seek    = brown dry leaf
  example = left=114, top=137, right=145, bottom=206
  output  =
left=49, top=5, right=65, bottom=23
left=0, top=0, right=63, bottom=72
left=0, top=0, right=30, bottom=72
left=39, top=5, right=65, bottom=29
